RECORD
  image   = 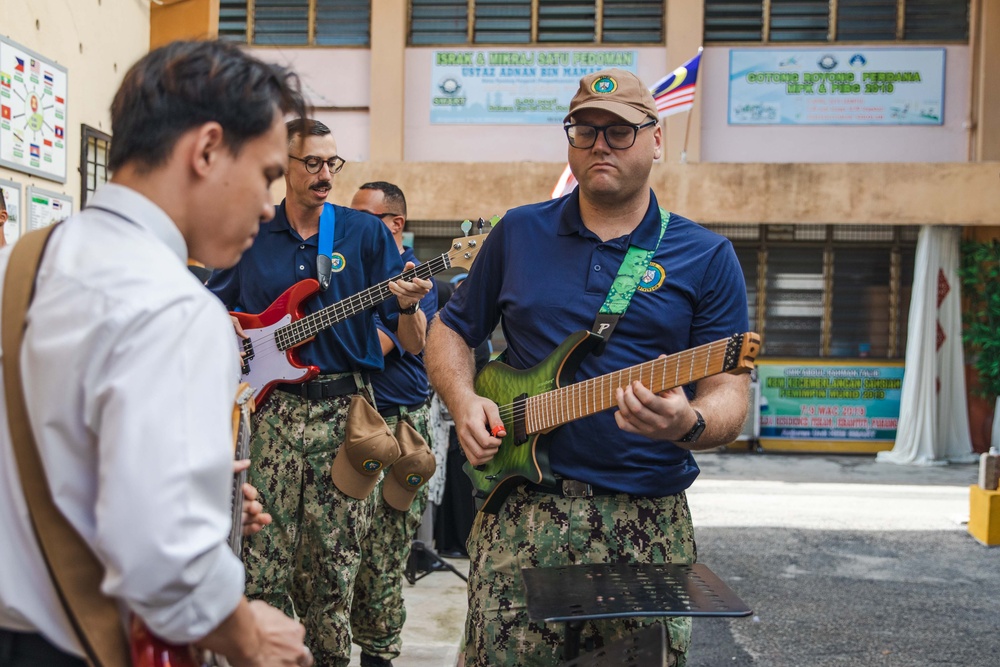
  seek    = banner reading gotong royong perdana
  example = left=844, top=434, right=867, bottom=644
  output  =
left=728, top=47, right=945, bottom=125
left=430, top=49, right=638, bottom=124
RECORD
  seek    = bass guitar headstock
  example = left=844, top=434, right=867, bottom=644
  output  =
left=449, top=215, right=499, bottom=270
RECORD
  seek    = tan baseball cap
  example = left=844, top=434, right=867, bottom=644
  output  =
left=332, top=395, right=400, bottom=499
left=563, top=68, right=658, bottom=125
left=382, top=420, right=437, bottom=512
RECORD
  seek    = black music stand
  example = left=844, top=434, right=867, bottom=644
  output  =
left=404, top=540, right=468, bottom=585
left=523, top=562, right=752, bottom=661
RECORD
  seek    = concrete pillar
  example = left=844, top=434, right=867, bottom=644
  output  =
left=369, top=0, right=407, bottom=161
left=150, top=0, right=218, bottom=49
left=973, top=0, right=1000, bottom=160
left=664, top=0, right=704, bottom=164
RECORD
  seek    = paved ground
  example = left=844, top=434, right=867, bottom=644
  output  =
left=349, top=451, right=1000, bottom=666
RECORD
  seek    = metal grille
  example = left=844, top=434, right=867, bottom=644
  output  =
left=537, top=0, right=597, bottom=43
left=705, top=0, right=970, bottom=43
left=601, top=0, right=664, bottom=43
left=410, top=0, right=469, bottom=45
left=837, top=0, right=897, bottom=41
left=704, top=0, right=764, bottom=42
left=474, top=0, right=532, bottom=43
left=218, top=0, right=249, bottom=43
left=315, top=0, right=371, bottom=45
left=715, top=224, right=918, bottom=359
left=253, top=0, right=310, bottom=45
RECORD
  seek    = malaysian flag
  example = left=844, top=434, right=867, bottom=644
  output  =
left=30, top=58, right=40, bottom=76
left=650, top=48, right=702, bottom=118
left=552, top=49, right=704, bottom=199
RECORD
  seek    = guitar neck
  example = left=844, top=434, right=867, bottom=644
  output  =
left=525, top=337, right=738, bottom=435
left=277, top=254, right=450, bottom=349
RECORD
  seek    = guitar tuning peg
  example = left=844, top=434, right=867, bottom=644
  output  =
left=489, top=215, right=501, bottom=226
left=461, top=219, right=473, bottom=236
left=477, top=217, right=485, bottom=232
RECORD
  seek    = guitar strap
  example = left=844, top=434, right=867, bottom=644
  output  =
left=590, top=207, right=670, bottom=353
left=2, top=223, right=131, bottom=667
left=316, top=203, right=336, bottom=291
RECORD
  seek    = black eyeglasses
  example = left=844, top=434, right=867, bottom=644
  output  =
left=376, top=212, right=403, bottom=219
left=288, top=154, right=346, bottom=174
left=564, top=119, right=657, bottom=150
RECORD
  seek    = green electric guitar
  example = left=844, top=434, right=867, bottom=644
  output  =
left=466, top=331, right=761, bottom=514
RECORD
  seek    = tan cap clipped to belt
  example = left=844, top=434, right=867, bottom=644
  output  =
left=332, top=395, right=400, bottom=499
left=382, top=419, right=436, bottom=511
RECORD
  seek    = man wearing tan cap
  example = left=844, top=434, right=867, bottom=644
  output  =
left=426, top=68, right=751, bottom=666
left=348, top=181, right=438, bottom=667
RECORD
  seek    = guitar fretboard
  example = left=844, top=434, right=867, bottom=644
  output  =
left=273, top=254, right=452, bottom=350
left=524, top=338, right=732, bottom=435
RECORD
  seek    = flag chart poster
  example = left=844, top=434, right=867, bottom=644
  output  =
left=26, top=186, right=72, bottom=232
left=431, top=49, right=638, bottom=125
left=0, top=36, right=69, bottom=183
left=728, top=48, right=945, bottom=126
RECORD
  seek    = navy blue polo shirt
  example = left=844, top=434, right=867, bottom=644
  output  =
left=371, top=247, right=439, bottom=408
left=207, top=201, right=404, bottom=374
left=438, top=189, right=749, bottom=497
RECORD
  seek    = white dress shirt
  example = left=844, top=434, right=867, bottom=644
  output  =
left=0, top=184, right=244, bottom=656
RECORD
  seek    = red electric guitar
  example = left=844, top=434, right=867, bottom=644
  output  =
left=233, top=223, right=493, bottom=404
left=129, top=384, right=255, bottom=667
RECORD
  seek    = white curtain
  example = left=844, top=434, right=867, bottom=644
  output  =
left=877, top=225, right=976, bottom=465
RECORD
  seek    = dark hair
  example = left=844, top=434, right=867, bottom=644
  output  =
left=286, top=118, right=332, bottom=147
left=358, top=181, right=407, bottom=217
left=0, top=191, right=6, bottom=213
left=108, top=40, right=305, bottom=173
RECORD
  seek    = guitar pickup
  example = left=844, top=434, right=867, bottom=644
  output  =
left=240, top=338, right=254, bottom=375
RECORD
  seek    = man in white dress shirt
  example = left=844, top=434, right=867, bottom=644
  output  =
left=0, top=41, right=313, bottom=667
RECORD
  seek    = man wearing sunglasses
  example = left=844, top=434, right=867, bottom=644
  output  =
left=207, top=120, right=432, bottom=667
left=426, top=69, right=750, bottom=666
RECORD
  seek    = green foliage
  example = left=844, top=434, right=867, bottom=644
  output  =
left=959, top=240, right=1000, bottom=400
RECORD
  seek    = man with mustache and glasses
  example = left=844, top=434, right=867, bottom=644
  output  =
left=208, top=119, right=432, bottom=667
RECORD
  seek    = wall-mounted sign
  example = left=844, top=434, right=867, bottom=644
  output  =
left=431, top=49, right=638, bottom=125
left=26, top=186, right=72, bottom=231
left=0, top=178, right=22, bottom=245
left=0, top=36, right=69, bottom=182
left=757, top=360, right=905, bottom=449
left=728, top=48, right=945, bottom=125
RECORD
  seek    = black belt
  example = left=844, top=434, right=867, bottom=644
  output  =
left=275, top=373, right=368, bottom=400
left=524, top=479, right=622, bottom=498
left=378, top=400, right=430, bottom=419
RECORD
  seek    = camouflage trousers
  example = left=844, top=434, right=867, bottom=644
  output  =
left=243, top=377, right=378, bottom=667
left=351, top=405, right=432, bottom=661
left=464, top=485, right=697, bottom=667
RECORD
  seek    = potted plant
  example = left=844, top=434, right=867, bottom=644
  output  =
left=958, top=239, right=1000, bottom=453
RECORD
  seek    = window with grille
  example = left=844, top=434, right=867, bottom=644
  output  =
left=707, top=224, right=917, bottom=359
left=220, top=1, right=370, bottom=46
left=79, top=125, right=110, bottom=208
left=411, top=0, right=665, bottom=45
left=704, top=0, right=969, bottom=43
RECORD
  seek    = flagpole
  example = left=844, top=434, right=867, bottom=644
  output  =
left=680, top=108, right=693, bottom=164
